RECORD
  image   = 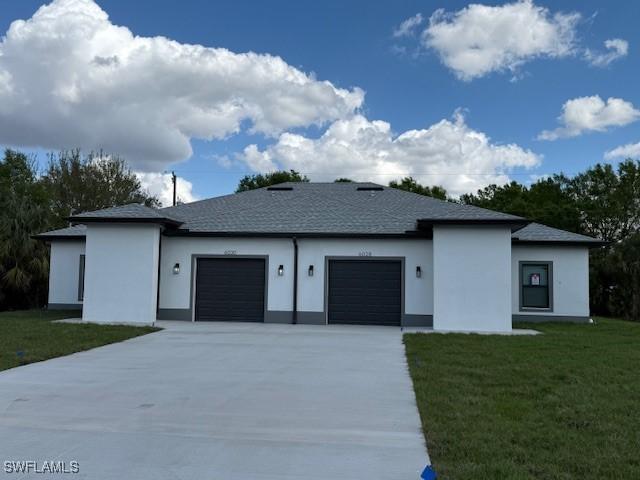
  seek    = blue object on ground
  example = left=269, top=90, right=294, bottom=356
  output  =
left=421, top=465, right=437, bottom=480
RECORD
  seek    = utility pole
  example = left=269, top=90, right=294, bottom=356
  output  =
left=171, top=171, right=177, bottom=206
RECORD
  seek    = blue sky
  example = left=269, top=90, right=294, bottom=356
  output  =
left=0, top=0, right=638, bottom=204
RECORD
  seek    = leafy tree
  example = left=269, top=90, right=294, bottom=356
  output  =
left=591, top=234, right=640, bottom=321
left=334, top=178, right=354, bottom=183
left=567, top=160, right=640, bottom=320
left=610, top=234, right=640, bottom=321
left=566, top=160, right=640, bottom=242
left=526, top=176, right=582, bottom=234
left=236, top=170, right=309, bottom=192
left=42, top=150, right=159, bottom=228
left=460, top=181, right=530, bottom=216
left=0, top=150, right=51, bottom=309
left=0, top=149, right=160, bottom=310
left=461, top=177, right=582, bottom=233
left=388, top=177, right=448, bottom=200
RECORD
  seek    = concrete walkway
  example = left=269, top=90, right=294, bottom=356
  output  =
left=0, top=321, right=428, bottom=479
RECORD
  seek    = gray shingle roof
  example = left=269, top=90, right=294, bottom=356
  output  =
left=512, top=222, right=606, bottom=245
left=69, top=203, right=183, bottom=226
left=32, top=224, right=87, bottom=240
left=160, top=182, right=524, bottom=234
left=35, top=183, right=604, bottom=245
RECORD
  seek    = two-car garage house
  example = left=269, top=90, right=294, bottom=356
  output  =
left=36, top=182, right=604, bottom=332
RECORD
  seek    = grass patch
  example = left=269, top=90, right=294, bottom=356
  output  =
left=0, top=309, right=160, bottom=372
left=404, top=318, right=640, bottom=479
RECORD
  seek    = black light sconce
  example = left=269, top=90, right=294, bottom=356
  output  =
left=308, top=265, right=314, bottom=276
left=278, top=265, right=284, bottom=276
left=416, top=266, right=422, bottom=278
left=173, top=263, right=180, bottom=275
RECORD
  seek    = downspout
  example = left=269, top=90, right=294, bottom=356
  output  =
left=155, top=231, right=162, bottom=325
left=292, top=236, right=298, bottom=324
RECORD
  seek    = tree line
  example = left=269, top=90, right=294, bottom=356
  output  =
left=2, top=149, right=638, bottom=320
left=0, top=150, right=157, bottom=310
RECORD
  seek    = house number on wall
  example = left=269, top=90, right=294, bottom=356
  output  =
left=358, top=251, right=372, bottom=257
left=224, top=250, right=237, bottom=255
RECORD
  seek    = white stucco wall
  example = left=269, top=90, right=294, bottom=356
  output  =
left=73, top=224, right=590, bottom=327
left=511, top=245, right=589, bottom=318
left=296, top=238, right=433, bottom=316
left=48, top=240, right=85, bottom=307
left=158, top=237, right=433, bottom=320
left=83, top=224, right=160, bottom=325
left=433, top=226, right=512, bottom=332
left=159, top=237, right=294, bottom=314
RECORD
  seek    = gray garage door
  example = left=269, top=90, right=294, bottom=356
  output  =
left=328, top=259, right=402, bottom=326
left=195, top=258, right=265, bottom=322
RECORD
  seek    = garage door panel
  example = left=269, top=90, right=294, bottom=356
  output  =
left=328, top=260, right=401, bottom=326
left=195, top=258, right=265, bottom=322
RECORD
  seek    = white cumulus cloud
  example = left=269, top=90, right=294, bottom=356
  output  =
left=393, top=13, right=424, bottom=38
left=238, top=112, right=541, bottom=196
left=604, top=142, right=640, bottom=160
left=538, top=95, right=640, bottom=140
left=421, top=0, right=580, bottom=81
left=585, top=38, right=629, bottom=67
left=0, top=0, right=364, bottom=171
left=136, top=172, right=197, bottom=207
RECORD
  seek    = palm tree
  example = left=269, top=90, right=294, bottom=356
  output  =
left=0, top=151, right=51, bottom=309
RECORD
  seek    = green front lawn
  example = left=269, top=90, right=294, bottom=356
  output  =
left=405, top=319, right=640, bottom=479
left=0, top=309, right=159, bottom=371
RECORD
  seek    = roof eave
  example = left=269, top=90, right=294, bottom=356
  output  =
left=417, top=218, right=530, bottom=232
left=162, top=230, right=431, bottom=239
left=32, top=234, right=86, bottom=241
left=511, top=239, right=609, bottom=248
left=68, top=216, right=183, bottom=228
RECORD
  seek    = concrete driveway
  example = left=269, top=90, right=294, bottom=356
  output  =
left=0, top=321, right=428, bottom=479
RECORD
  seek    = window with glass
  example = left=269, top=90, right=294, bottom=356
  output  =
left=520, top=262, right=552, bottom=309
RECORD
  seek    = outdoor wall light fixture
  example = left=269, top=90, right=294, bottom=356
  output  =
left=308, top=265, right=314, bottom=276
left=278, top=265, right=284, bottom=276
left=416, top=266, right=422, bottom=278
left=173, top=263, right=180, bottom=275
